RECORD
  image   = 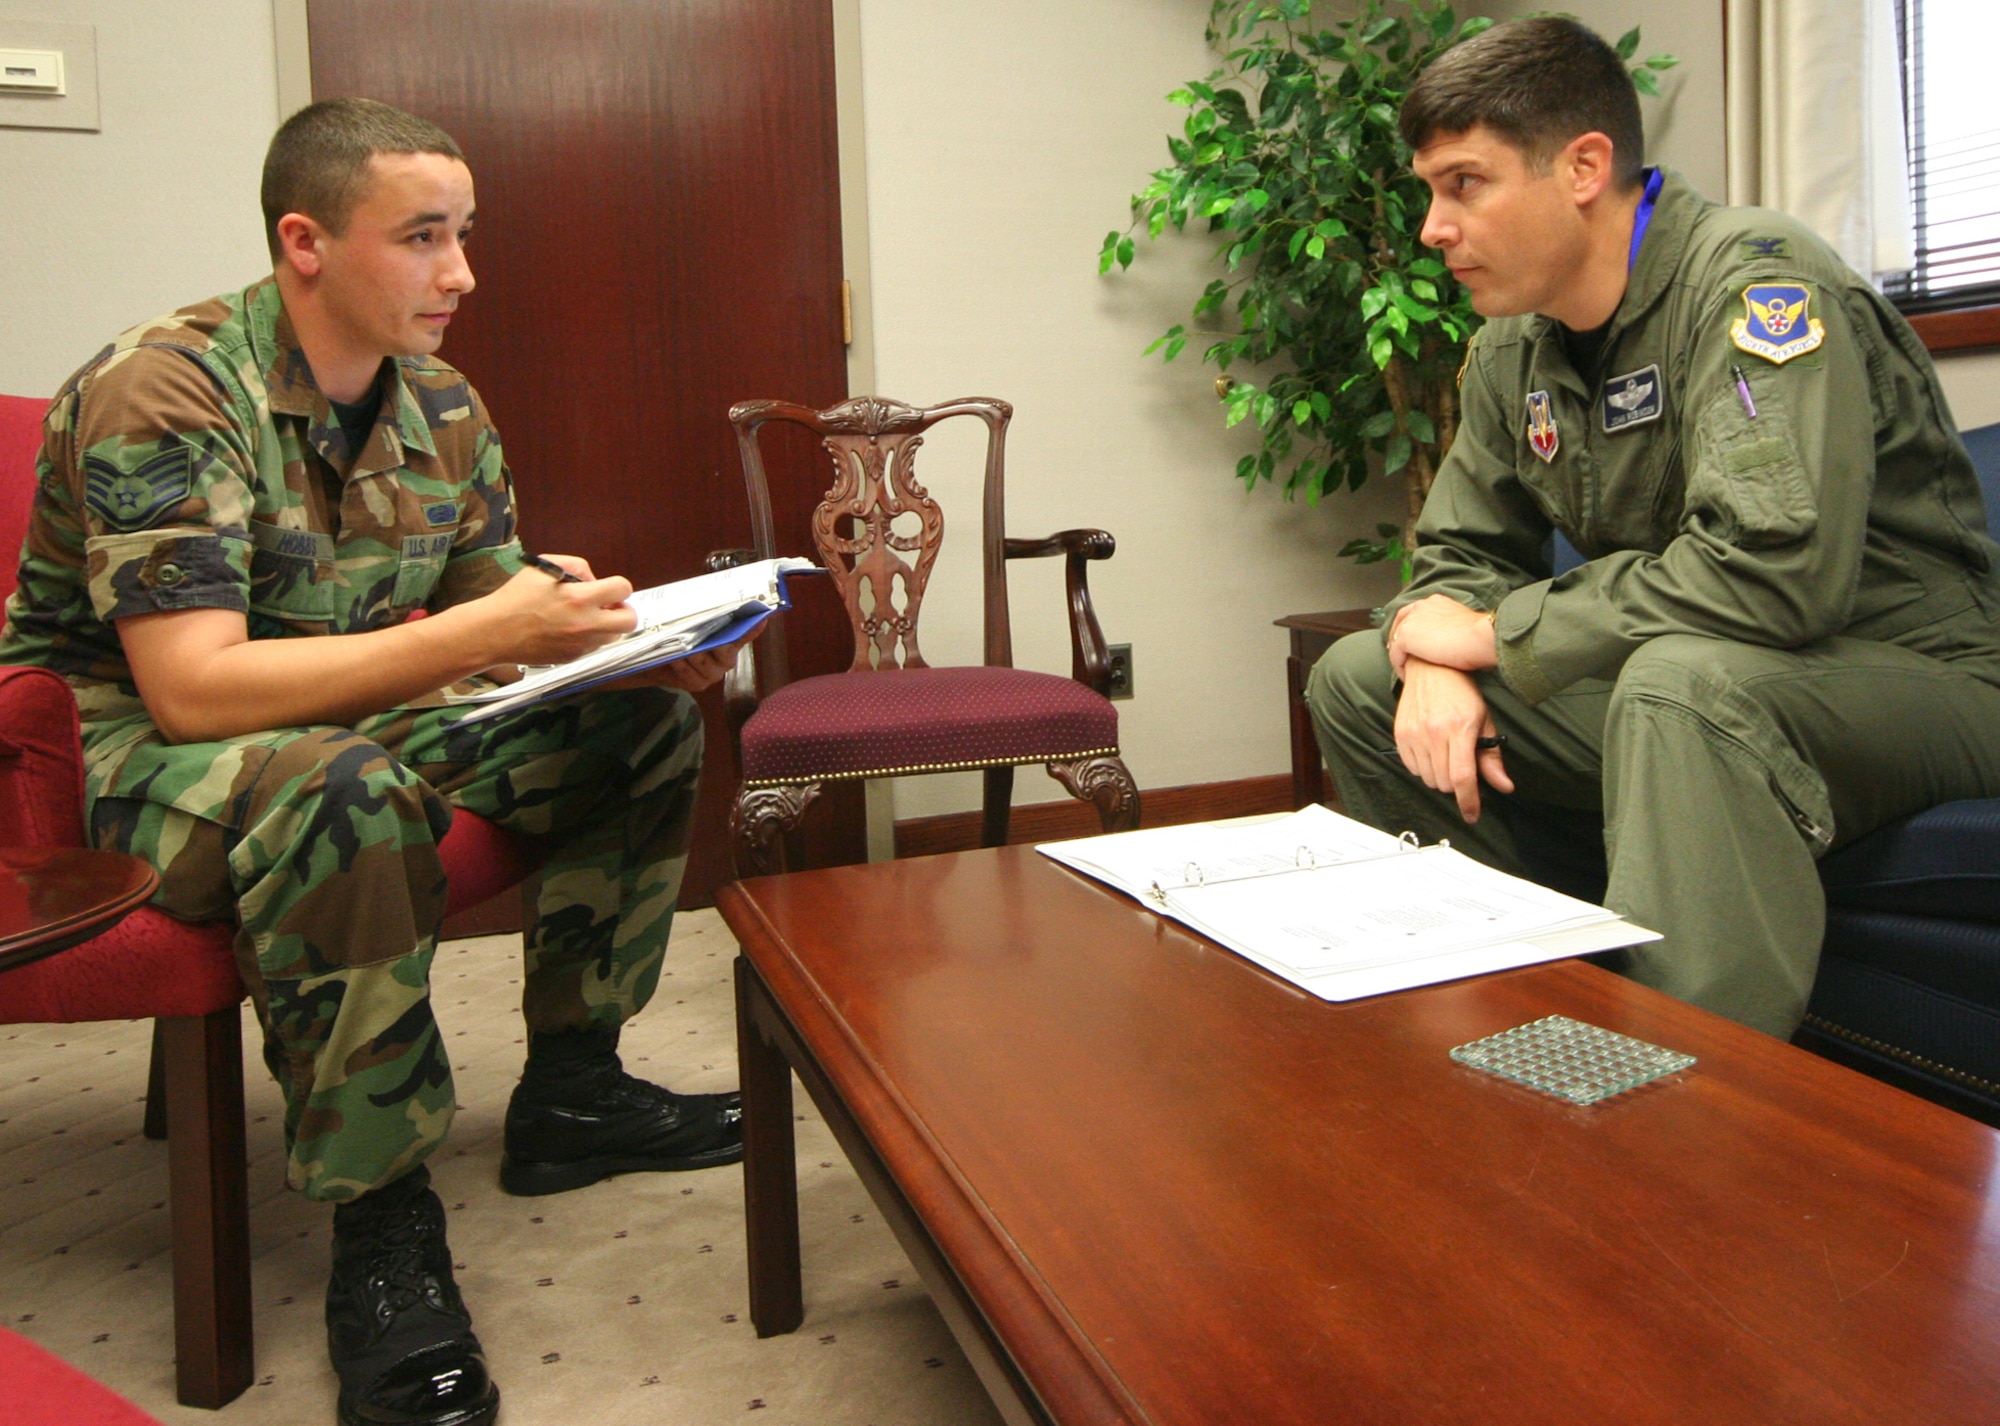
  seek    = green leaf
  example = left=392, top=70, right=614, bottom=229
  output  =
left=1235, top=454, right=1257, bottom=484
left=1098, top=231, right=1120, bottom=276
left=1288, top=227, right=1310, bottom=261
left=1315, top=218, right=1348, bottom=240
left=1645, top=54, right=1679, bottom=71
left=1615, top=27, right=1639, bottom=61
left=1204, top=194, right=1236, bottom=217
left=1410, top=277, right=1438, bottom=302
left=1293, top=399, right=1313, bottom=427
left=1194, top=142, right=1225, bottom=165
left=1360, top=410, right=1396, bottom=439
left=1370, top=335, right=1393, bottom=369
left=1631, top=69, right=1659, bottom=97
left=1361, top=15, right=1397, bottom=44
left=1359, top=287, right=1388, bottom=320
left=1143, top=323, right=1182, bottom=355
left=1118, top=236, right=1136, bottom=269
left=1164, top=332, right=1186, bottom=361
left=1306, top=234, right=1326, bottom=260
left=1384, top=433, right=1412, bottom=475
left=1310, top=391, right=1332, bottom=421
left=1244, top=187, right=1271, bottom=212
left=1456, top=16, right=1494, bottom=42
left=1167, top=87, right=1197, bottom=107
left=1366, top=103, right=1395, bottom=130
left=1405, top=409, right=1436, bottom=444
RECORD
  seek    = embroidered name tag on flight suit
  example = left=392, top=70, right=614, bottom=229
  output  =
left=1601, top=364, right=1663, bottom=434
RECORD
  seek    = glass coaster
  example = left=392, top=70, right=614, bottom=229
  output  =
left=1449, top=1015, right=1695, bottom=1105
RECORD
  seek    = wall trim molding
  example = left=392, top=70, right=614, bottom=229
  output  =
left=271, top=0, right=310, bottom=119
left=893, top=773, right=1295, bottom=859
left=1909, top=304, right=2000, bottom=356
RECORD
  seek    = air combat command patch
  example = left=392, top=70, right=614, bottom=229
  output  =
left=83, top=445, right=194, bottom=532
left=1526, top=390, right=1559, bottom=463
left=1730, top=283, right=1826, bottom=364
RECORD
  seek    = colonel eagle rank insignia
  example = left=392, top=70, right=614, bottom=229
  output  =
left=1730, top=283, right=1826, bottom=364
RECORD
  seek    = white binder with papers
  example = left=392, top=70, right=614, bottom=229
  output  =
left=1037, top=804, right=1659, bottom=1002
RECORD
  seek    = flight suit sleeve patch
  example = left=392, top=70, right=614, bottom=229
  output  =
left=1730, top=282, right=1826, bottom=364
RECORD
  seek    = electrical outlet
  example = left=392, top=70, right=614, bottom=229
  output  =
left=1105, top=643, right=1134, bottom=700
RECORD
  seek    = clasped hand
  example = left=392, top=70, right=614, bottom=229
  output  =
left=1386, top=595, right=1511, bottom=823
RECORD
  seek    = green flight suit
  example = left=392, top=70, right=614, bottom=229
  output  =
left=0, top=279, right=703, bottom=1200
left=1307, top=170, right=2000, bottom=1037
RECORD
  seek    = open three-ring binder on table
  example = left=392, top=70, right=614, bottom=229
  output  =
left=1038, top=804, right=1660, bottom=1002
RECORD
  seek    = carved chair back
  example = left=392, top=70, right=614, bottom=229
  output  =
left=728, top=396, right=1017, bottom=680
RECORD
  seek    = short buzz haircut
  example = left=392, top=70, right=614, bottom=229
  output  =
left=260, top=98, right=467, bottom=261
left=1400, top=16, right=1644, bottom=190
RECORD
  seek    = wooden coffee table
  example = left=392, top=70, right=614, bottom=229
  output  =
left=720, top=847, right=2000, bottom=1425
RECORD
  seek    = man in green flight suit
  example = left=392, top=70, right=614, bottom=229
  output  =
left=0, top=100, right=750, bottom=1426
left=1307, top=18, right=2000, bottom=1039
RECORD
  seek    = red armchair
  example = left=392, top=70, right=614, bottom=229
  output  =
left=0, top=393, right=537, bottom=1407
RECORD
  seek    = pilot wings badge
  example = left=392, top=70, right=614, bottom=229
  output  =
left=1601, top=363, right=1663, bottom=434
left=1525, top=390, right=1560, bottom=463
left=1730, top=282, right=1825, bottom=364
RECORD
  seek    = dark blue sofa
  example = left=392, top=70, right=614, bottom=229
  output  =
left=1518, top=422, right=2000, bottom=1123
left=1800, top=421, right=2000, bottom=1122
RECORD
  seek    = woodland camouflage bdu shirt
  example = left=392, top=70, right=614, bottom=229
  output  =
left=0, top=277, right=528, bottom=776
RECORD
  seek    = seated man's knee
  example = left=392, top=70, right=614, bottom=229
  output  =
left=256, top=727, right=451, bottom=846
left=1306, top=630, right=1396, bottom=746
left=1612, top=634, right=1779, bottom=712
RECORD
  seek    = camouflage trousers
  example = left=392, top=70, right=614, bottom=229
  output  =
left=84, top=688, right=703, bottom=1202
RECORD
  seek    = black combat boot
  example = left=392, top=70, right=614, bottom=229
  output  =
left=326, top=1165, right=498, bottom=1426
left=499, top=1025, right=743, bottom=1196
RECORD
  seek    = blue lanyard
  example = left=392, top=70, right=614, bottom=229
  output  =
left=1628, top=167, right=1664, bottom=271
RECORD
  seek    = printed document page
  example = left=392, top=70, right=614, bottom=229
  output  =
left=1167, top=845, right=1617, bottom=975
left=1037, top=807, right=1659, bottom=1002
left=1038, top=803, right=1405, bottom=898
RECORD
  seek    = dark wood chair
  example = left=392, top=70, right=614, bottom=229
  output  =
left=720, top=395, right=1141, bottom=874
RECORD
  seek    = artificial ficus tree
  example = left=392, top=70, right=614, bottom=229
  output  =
left=1102, top=0, right=1675, bottom=572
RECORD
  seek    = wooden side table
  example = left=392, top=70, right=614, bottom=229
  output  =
left=0, top=847, right=159, bottom=974
left=1274, top=607, right=1375, bottom=809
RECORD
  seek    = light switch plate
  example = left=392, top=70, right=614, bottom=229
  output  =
left=0, top=48, right=64, bottom=94
left=0, top=22, right=97, bottom=132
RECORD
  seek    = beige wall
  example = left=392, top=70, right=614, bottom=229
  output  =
left=0, top=0, right=278, bottom=397
left=855, top=0, right=1404, bottom=820
left=1479, top=1, right=1726, bottom=196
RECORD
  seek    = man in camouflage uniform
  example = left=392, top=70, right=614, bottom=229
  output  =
left=1307, top=18, right=2000, bottom=1041
left=0, top=100, right=743, bottom=1426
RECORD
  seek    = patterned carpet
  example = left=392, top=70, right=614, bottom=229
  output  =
left=0, top=908, right=1004, bottom=1426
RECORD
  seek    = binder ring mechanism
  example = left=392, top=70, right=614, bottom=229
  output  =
left=1147, top=861, right=1209, bottom=907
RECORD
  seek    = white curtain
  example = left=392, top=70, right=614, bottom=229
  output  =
left=1725, top=0, right=1915, bottom=280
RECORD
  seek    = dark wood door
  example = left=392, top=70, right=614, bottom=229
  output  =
left=309, top=0, right=865, bottom=905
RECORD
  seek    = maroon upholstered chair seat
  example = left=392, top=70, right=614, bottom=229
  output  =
left=739, top=665, right=1120, bottom=785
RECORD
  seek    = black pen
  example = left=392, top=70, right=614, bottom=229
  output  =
left=527, top=554, right=585, bottom=584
